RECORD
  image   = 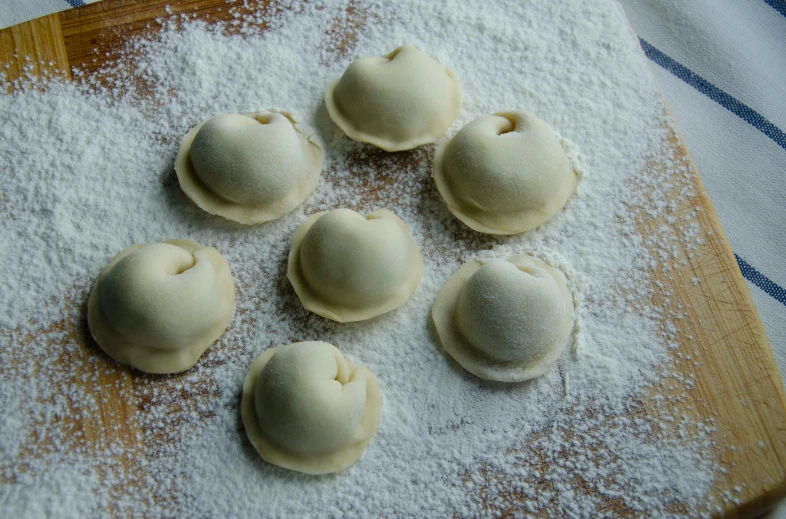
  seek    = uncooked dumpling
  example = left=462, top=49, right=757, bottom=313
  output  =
left=175, top=111, right=322, bottom=224
left=241, top=341, right=381, bottom=475
left=325, top=45, right=461, bottom=152
left=287, top=208, right=423, bottom=322
left=431, top=254, right=574, bottom=382
left=433, top=110, right=576, bottom=235
left=87, top=240, right=235, bottom=374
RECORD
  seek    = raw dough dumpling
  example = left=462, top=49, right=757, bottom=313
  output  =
left=433, top=110, right=576, bottom=235
left=431, top=255, right=574, bottom=382
left=288, top=208, right=423, bottom=322
left=87, top=240, right=235, bottom=374
left=325, top=45, right=461, bottom=152
left=241, top=341, right=381, bottom=475
left=175, top=111, right=322, bottom=224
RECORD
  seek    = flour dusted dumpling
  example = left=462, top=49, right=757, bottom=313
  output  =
left=433, top=111, right=576, bottom=235
left=87, top=240, right=235, bottom=374
left=175, top=111, right=322, bottom=224
left=288, top=208, right=423, bottom=322
left=241, top=341, right=381, bottom=475
left=432, top=255, right=574, bottom=382
left=325, top=45, right=461, bottom=151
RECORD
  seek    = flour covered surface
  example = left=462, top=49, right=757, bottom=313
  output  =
left=0, top=0, right=724, bottom=517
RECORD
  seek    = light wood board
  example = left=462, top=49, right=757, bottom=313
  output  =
left=1, top=1, right=785, bottom=517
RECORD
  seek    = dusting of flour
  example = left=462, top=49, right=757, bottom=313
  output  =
left=0, top=0, right=722, bottom=517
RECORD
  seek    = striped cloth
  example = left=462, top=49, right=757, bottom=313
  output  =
left=0, top=0, right=100, bottom=30
left=1, top=0, right=785, bottom=513
left=619, top=3, right=786, bottom=517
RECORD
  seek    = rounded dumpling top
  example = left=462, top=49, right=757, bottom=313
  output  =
left=457, top=259, right=567, bottom=363
left=175, top=111, right=322, bottom=225
left=433, top=110, right=576, bottom=235
left=325, top=45, right=461, bottom=152
left=431, top=254, right=574, bottom=382
left=288, top=208, right=423, bottom=322
left=87, top=240, right=235, bottom=374
left=241, top=341, right=381, bottom=475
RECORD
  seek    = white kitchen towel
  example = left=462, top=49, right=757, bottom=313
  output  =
left=0, top=0, right=100, bottom=29
left=616, top=0, right=786, bottom=360
left=1, top=0, right=786, bottom=514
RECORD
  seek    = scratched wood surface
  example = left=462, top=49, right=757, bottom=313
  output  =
left=1, top=1, right=785, bottom=517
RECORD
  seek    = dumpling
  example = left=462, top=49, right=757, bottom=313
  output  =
left=325, top=45, right=461, bottom=152
left=287, top=208, right=423, bottom=322
left=432, top=110, right=576, bottom=235
left=241, top=341, right=381, bottom=475
left=87, top=240, right=235, bottom=374
left=175, top=111, right=322, bottom=224
left=431, top=254, right=574, bottom=382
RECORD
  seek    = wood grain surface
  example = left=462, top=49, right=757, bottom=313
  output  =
left=1, top=1, right=785, bottom=517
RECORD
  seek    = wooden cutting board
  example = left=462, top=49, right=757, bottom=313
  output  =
left=1, top=1, right=785, bottom=517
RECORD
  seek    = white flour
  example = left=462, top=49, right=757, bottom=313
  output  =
left=0, top=0, right=722, bottom=517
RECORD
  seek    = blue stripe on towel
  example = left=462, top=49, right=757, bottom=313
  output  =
left=736, top=254, right=786, bottom=307
left=762, top=0, right=786, bottom=18
left=639, top=38, right=786, bottom=152
left=65, top=0, right=84, bottom=8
